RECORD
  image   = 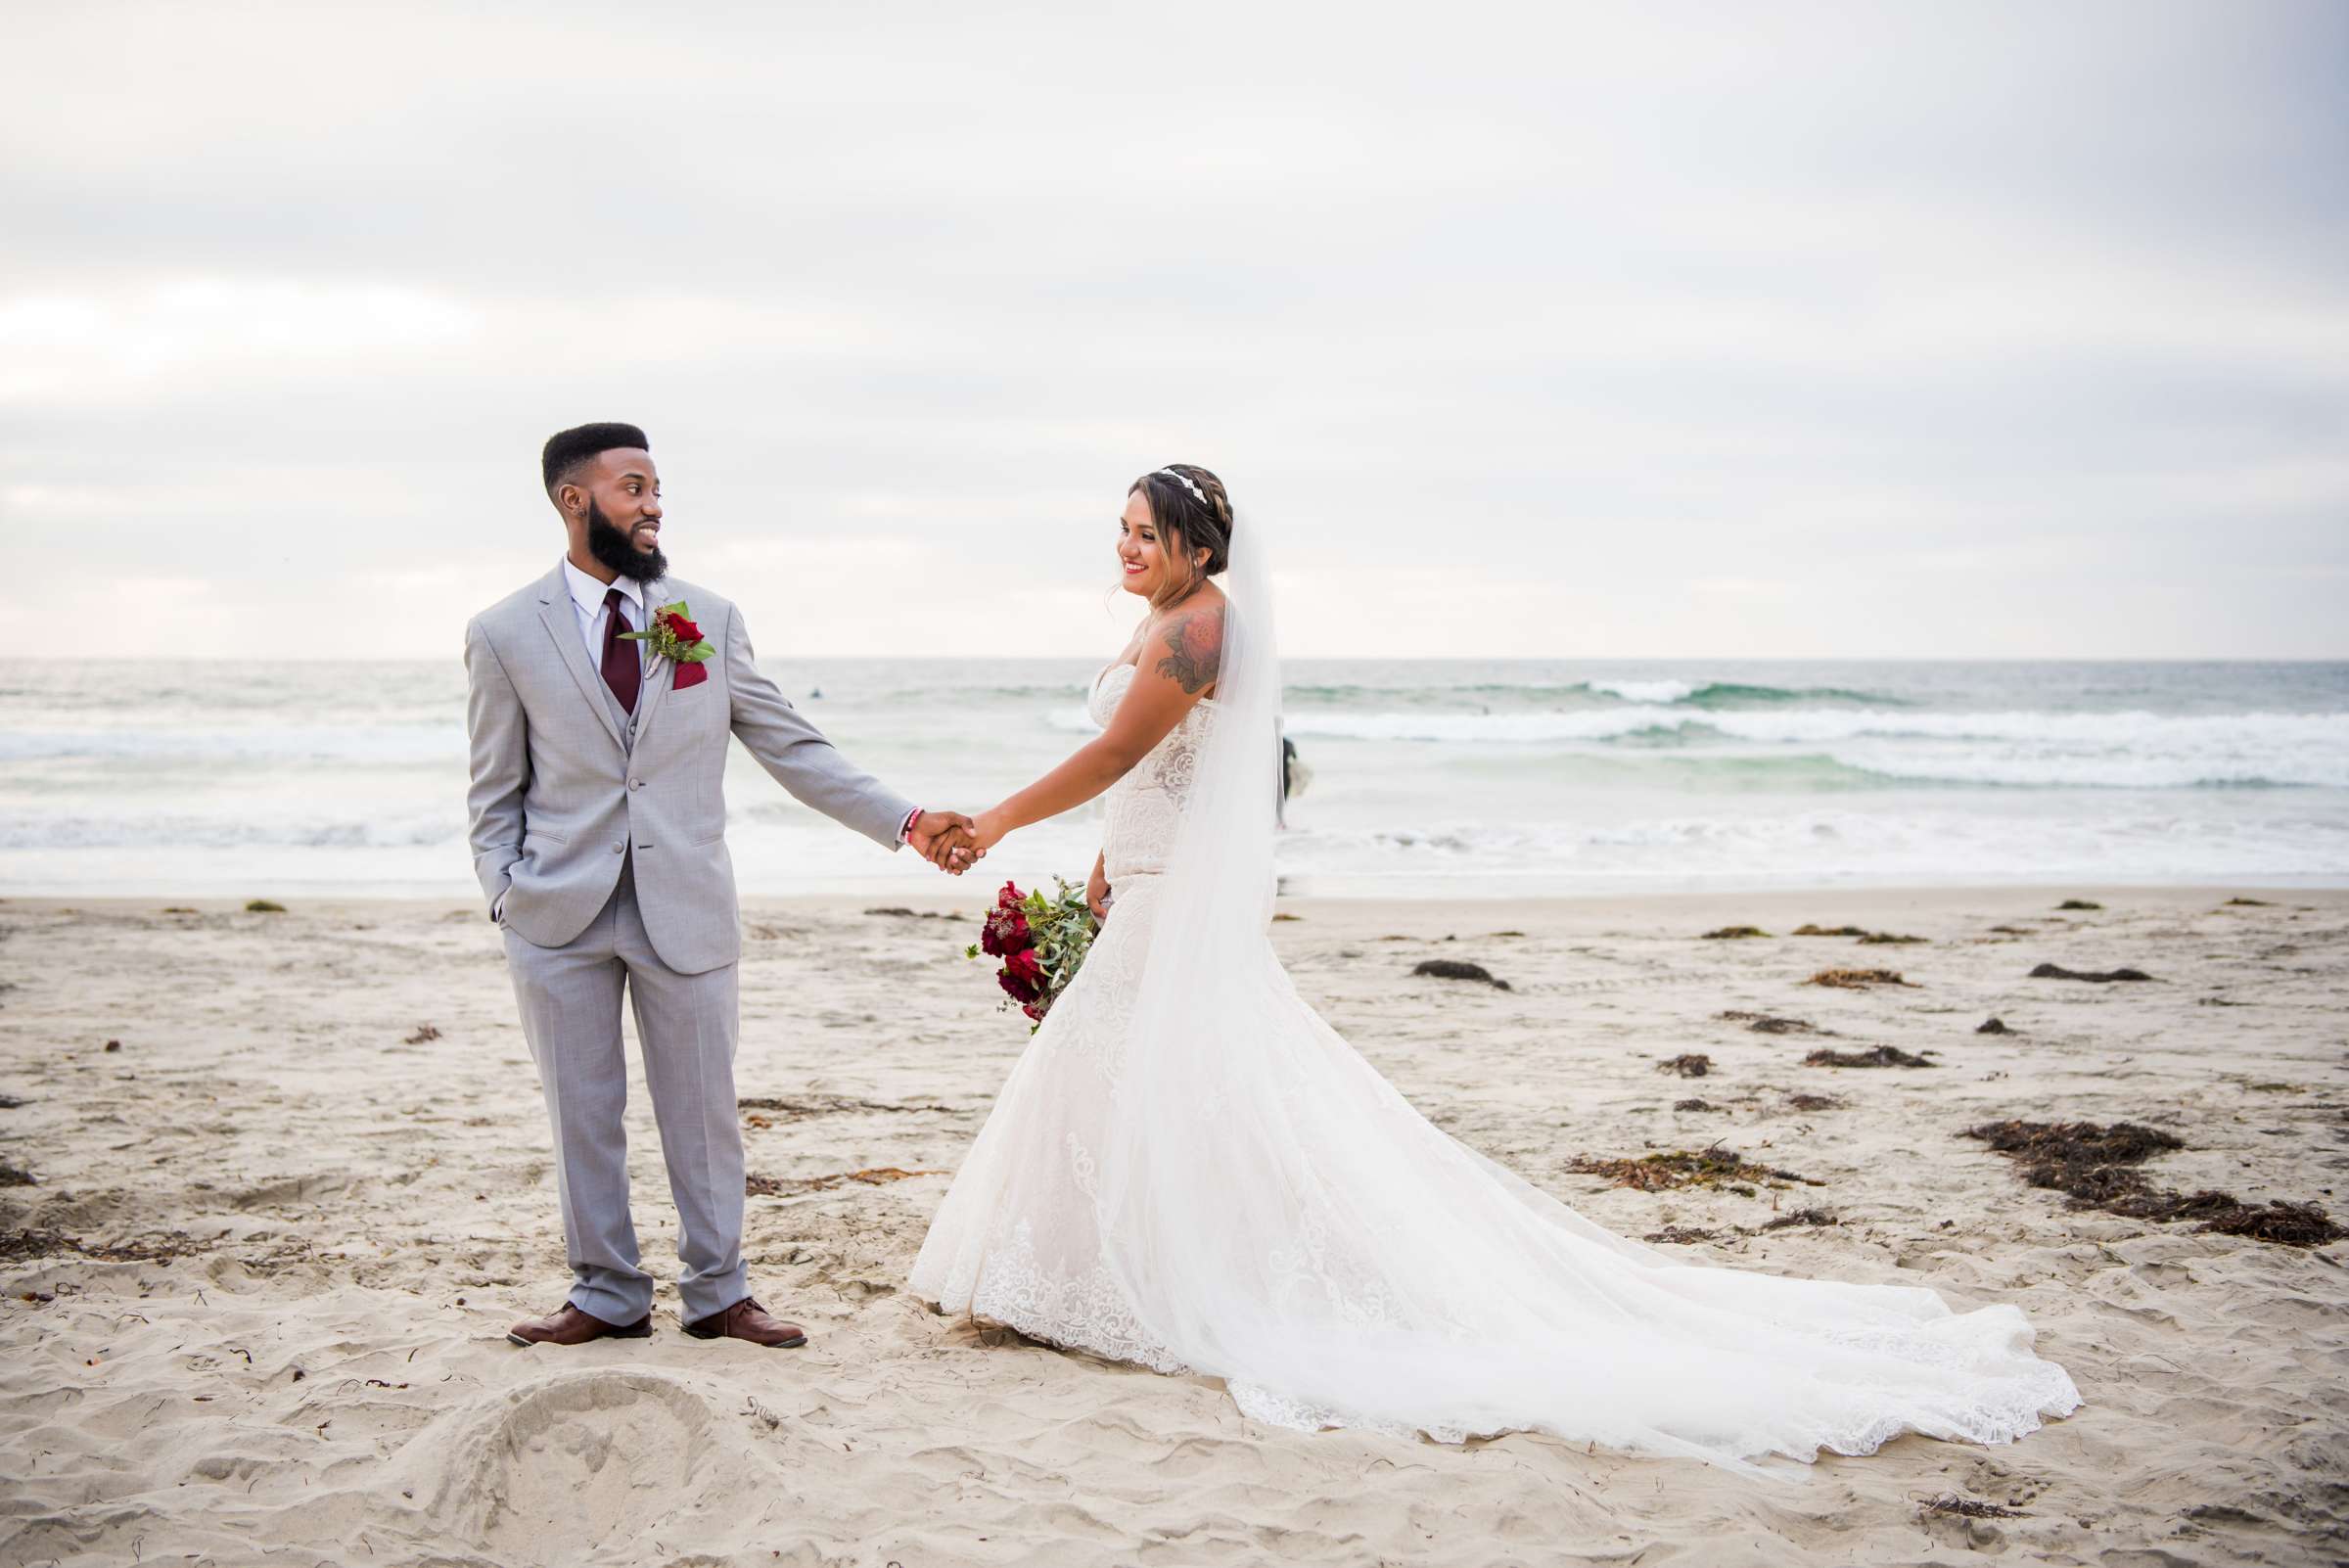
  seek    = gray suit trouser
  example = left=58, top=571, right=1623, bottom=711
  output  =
left=501, top=859, right=747, bottom=1325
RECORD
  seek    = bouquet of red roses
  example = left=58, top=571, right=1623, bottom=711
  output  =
left=967, top=878, right=1099, bottom=1028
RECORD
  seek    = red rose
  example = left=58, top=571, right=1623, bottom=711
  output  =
left=982, top=905, right=1029, bottom=957
left=997, top=948, right=1047, bottom=1006
left=1021, top=1002, right=1044, bottom=1022
left=981, top=895, right=1031, bottom=957
left=995, top=881, right=1023, bottom=910
left=664, top=611, right=703, bottom=642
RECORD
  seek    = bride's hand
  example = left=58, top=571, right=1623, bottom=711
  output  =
left=1086, top=855, right=1111, bottom=921
left=970, top=807, right=1010, bottom=856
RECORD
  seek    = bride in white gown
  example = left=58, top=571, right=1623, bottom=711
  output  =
left=909, top=465, right=2081, bottom=1472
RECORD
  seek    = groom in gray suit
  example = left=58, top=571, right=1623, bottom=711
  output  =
left=465, top=422, right=975, bottom=1350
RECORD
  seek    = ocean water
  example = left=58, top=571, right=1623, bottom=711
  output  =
left=4, top=659, right=2346, bottom=900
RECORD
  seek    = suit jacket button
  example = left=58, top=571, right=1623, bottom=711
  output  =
left=612, top=842, right=625, bottom=854
left=629, top=778, right=644, bottom=789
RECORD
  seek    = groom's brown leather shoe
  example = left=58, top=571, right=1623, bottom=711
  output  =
left=505, top=1303, right=654, bottom=1348
left=681, top=1296, right=807, bottom=1348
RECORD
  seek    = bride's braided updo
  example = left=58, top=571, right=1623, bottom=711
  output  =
left=1128, top=463, right=1234, bottom=608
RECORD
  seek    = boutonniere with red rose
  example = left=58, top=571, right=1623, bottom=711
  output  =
left=621, top=601, right=717, bottom=690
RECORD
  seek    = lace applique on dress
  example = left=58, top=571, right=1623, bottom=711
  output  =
left=1089, top=663, right=1218, bottom=882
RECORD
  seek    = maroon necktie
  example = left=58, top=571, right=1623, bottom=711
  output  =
left=599, top=587, right=640, bottom=714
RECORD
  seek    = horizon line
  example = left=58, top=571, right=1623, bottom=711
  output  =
left=42, top=653, right=2349, bottom=667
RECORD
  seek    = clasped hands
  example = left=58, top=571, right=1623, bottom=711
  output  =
left=906, top=809, right=987, bottom=874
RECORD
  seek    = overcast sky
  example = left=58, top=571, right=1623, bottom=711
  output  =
left=9, top=0, right=2344, bottom=661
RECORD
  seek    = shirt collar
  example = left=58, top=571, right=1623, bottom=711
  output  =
left=562, top=556, right=644, bottom=620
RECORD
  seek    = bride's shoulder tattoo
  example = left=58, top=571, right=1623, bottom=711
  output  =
left=1155, top=604, right=1224, bottom=695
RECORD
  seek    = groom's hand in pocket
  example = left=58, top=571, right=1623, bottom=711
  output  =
left=907, top=809, right=982, bottom=874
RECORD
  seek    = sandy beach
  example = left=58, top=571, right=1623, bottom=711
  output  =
left=2, top=885, right=2343, bottom=1566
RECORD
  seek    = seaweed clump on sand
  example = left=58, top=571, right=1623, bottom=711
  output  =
left=1673, top=1098, right=1716, bottom=1112
left=1646, top=1212, right=1843, bottom=1244
left=747, top=1166, right=943, bottom=1197
left=1790, top=924, right=1925, bottom=945
left=1411, top=959, right=1512, bottom=991
left=0, top=1228, right=74, bottom=1263
left=1701, top=926, right=1771, bottom=940
left=1783, top=1092, right=1845, bottom=1111
left=1964, top=1119, right=2181, bottom=1187
left=0, top=1161, right=34, bottom=1187
left=1920, top=1495, right=2029, bottom=1520
left=2055, top=899, right=2102, bottom=911
left=1641, top=1225, right=1721, bottom=1246
left=1718, top=1010, right=1822, bottom=1035
left=2029, top=962, right=2153, bottom=984
left=1804, top=1044, right=1936, bottom=1069
left=2093, top=1186, right=2344, bottom=1246
left=739, top=1092, right=958, bottom=1121
left=1803, top=968, right=1915, bottom=990
left=1961, top=1119, right=2346, bottom=1249
left=1657, top=1053, right=1711, bottom=1078
left=0, top=1227, right=207, bottom=1264
left=1568, top=1142, right=1822, bottom=1197
left=2193, top=1201, right=2343, bottom=1246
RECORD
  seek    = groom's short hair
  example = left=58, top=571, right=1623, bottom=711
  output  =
left=541, top=422, right=651, bottom=493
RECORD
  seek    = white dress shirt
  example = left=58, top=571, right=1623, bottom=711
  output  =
left=562, top=556, right=648, bottom=673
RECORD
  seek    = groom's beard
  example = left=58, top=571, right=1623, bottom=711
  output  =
left=586, top=498, right=668, bottom=583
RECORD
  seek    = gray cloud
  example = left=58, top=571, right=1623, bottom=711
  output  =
left=9, top=0, right=2345, bottom=658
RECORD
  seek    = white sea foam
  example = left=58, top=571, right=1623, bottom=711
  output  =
left=1586, top=677, right=1699, bottom=704
left=0, top=723, right=463, bottom=766
left=1275, top=804, right=2349, bottom=884
left=1258, top=708, right=2349, bottom=788
left=8, top=658, right=2347, bottom=896
left=0, top=811, right=460, bottom=852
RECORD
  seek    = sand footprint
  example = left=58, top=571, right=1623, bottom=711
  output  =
left=417, top=1369, right=768, bottom=1565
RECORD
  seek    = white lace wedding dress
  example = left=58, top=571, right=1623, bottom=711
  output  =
left=910, top=656, right=2081, bottom=1473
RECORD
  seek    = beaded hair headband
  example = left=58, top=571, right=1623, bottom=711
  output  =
left=1155, top=467, right=1211, bottom=510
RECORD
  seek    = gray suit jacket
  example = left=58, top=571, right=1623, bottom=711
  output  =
left=464, top=561, right=915, bottom=974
